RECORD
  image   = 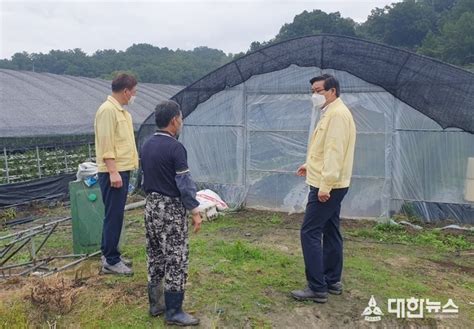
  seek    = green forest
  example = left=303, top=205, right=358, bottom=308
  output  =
left=1, top=0, right=472, bottom=85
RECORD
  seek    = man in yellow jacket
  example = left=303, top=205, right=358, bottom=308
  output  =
left=94, top=73, right=139, bottom=275
left=292, top=74, right=356, bottom=303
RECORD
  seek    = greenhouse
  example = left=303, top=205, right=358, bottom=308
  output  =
left=138, top=35, right=474, bottom=223
left=0, top=69, right=182, bottom=206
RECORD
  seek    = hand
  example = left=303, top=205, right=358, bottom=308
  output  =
left=192, top=212, right=202, bottom=233
left=318, top=190, right=330, bottom=202
left=109, top=172, right=123, bottom=188
left=296, top=164, right=307, bottom=177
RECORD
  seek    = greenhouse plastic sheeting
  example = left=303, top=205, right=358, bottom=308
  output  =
left=170, top=35, right=474, bottom=134
left=138, top=36, right=474, bottom=223
left=174, top=66, right=395, bottom=217
left=0, top=69, right=182, bottom=138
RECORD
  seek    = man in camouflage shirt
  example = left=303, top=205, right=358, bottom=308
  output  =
left=141, top=100, right=202, bottom=326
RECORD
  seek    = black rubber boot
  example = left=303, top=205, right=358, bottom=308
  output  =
left=148, top=282, right=165, bottom=316
left=165, top=291, right=200, bottom=326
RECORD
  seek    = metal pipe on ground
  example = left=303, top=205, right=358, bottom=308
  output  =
left=0, top=217, right=71, bottom=241
left=124, top=200, right=145, bottom=211
left=41, top=250, right=101, bottom=278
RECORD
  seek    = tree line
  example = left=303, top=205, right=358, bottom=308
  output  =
left=0, top=45, right=232, bottom=85
left=250, top=0, right=473, bottom=69
left=0, top=0, right=472, bottom=85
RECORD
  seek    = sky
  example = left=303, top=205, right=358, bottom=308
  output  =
left=0, top=0, right=396, bottom=59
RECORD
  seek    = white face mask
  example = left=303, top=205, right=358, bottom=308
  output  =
left=128, top=95, right=136, bottom=105
left=311, top=93, right=326, bottom=108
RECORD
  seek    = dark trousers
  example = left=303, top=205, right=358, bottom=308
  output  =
left=301, top=186, right=348, bottom=292
left=98, top=171, right=130, bottom=265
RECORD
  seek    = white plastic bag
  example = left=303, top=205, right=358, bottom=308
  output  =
left=196, top=189, right=228, bottom=211
left=195, top=189, right=228, bottom=221
left=76, top=162, right=98, bottom=181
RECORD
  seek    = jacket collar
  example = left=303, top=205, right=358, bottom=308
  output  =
left=322, top=97, right=342, bottom=116
left=154, top=130, right=176, bottom=139
left=107, top=95, right=126, bottom=112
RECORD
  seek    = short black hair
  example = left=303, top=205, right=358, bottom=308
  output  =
left=111, top=73, right=137, bottom=92
left=309, top=74, right=340, bottom=97
left=155, top=100, right=181, bottom=129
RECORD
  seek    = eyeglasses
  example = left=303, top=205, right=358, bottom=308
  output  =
left=311, top=88, right=335, bottom=94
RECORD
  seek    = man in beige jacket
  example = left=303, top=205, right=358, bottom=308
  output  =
left=292, top=74, right=356, bottom=303
left=95, top=73, right=139, bottom=275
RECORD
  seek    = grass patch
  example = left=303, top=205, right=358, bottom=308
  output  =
left=348, top=222, right=473, bottom=252
left=1, top=209, right=473, bottom=327
left=188, top=235, right=303, bottom=326
left=0, top=299, right=29, bottom=328
left=345, top=254, right=429, bottom=297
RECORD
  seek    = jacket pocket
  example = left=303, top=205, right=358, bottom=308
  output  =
left=116, top=119, right=130, bottom=144
left=115, top=143, right=132, bottom=161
